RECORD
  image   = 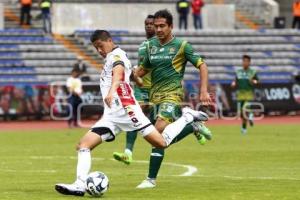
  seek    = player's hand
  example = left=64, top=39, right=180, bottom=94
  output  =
left=104, top=93, right=113, bottom=108
left=132, top=69, right=143, bottom=87
left=231, top=81, right=236, bottom=88
left=199, top=91, right=212, bottom=106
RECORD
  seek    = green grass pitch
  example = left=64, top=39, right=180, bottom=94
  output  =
left=0, top=124, right=299, bottom=200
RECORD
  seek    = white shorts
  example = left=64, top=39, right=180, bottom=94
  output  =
left=91, top=105, right=155, bottom=141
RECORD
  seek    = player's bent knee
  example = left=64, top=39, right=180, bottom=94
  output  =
left=143, top=130, right=167, bottom=148
left=76, top=141, right=90, bottom=150
left=90, top=127, right=115, bottom=142
left=153, top=140, right=167, bottom=148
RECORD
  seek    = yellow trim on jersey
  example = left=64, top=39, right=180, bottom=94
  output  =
left=172, top=41, right=187, bottom=73
left=196, top=58, right=204, bottom=69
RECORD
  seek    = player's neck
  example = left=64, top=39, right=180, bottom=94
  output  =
left=146, top=34, right=155, bottom=39
left=159, top=35, right=174, bottom=46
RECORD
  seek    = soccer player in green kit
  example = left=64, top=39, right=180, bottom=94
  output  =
left=231, top=55, right=258, bottom=134
left=113, top=14, right=211, bottom=166
left=134, top=9, right=212, bottom=188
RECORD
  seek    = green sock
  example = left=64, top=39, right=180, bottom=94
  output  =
left=148, top=148, right=165, bottom=179
left=147, top=124, right=193, bottom=179
left=170, top=124, right=194, bottom=145
left=125, top=131, right=138, bottom=152
left=242, top=122, right=247, bottom=129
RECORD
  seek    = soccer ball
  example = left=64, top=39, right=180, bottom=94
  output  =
left=86, top=171, right=109, bottom=197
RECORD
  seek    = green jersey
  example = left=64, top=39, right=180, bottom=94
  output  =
left=141, top=37, right=204, bottom=104
left=235, top=68, right=258, bottom=101
left=137, top=38, right=153, bottom=89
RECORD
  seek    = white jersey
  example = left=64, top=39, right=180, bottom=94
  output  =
left=92, top=46, right=154, bottom=140
left=100, top=47, right=136, bottom=114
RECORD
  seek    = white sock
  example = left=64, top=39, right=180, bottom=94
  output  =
left=75, top=148, right=91, bottom=187
left=124, top=149, right=132, bottom=156
left=161, top=114, right=193, bottom=146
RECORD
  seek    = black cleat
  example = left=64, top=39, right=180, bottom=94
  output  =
left=55, top=184, right=85, bottom=196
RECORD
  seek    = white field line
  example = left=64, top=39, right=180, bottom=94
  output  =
left=192, top=174, right=300, bottom=181
left=3, top=156, right=300, bottom=181
left=29, top=156, right=197, bottom=176
left=0, top=169, right=56, bottom=173
left=121, top=159, right=198, bottom=177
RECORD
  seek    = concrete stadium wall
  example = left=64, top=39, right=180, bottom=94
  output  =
left=0, top=4, right=4, bottom=30
left=52, top=3, right=235, bottom=34
left=276, top=0, right=293, bottom=28
left=202, top=4, right=235, bottom=29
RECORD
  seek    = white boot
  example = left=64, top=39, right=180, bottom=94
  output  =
left=136, top=179, right=156, bottom=189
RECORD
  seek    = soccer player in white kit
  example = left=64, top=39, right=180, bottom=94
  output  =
left=55, top=30, right=208, bottom=196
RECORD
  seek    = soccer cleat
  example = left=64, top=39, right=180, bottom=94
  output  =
left=241, top=128, right=247, bottom=135
left=55, top=183, right=85, bottom=196
left=136, top=179, right=156, bottom=189
left=182, top=107, right=208, bottom=122
left=192, top=121, right=212, bottom=143
left=113, top=152, right=133, bottom=165
left=197, top=134, right=207, bottom=145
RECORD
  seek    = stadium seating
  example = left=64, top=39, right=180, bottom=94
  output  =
left=74, top=29, right=300, bottom=84
left=0, top=28, right=299, bottom=84
left=0, top=28, right=100, bottom=84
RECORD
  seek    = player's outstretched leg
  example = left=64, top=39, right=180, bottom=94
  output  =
left=136, top=147, right=164, bottom=189
left=55, top=131, right=103, bottom=196
left=137, top=107, right=208, bottom=189
left=113, top=130, right=137, bottom=165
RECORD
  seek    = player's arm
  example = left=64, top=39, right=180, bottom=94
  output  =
left=129, top=66, right=144, bottom=87
left=184, top=42, right=211, bottom=106
left=198, top=62, right=211, bottom=106
left=135, top=67, right=149, bottom=78
left=251, top=72, right=259, bottom=85
left=104, top=64, right=124, bottom=108
left=231, top=77, right=237, bottom=88
left=134, top=41, right=151, bottom=79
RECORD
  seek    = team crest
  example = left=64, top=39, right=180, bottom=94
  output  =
left=113, top=55, right=121, bottom=61
left=169, top=47, right=175, bottom=54
left=150, top=46, right=158, bottom=54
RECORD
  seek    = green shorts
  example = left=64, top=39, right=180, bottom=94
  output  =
left=134, top=87, right=150, bottom=104
left=150, top=102, right=181, bottom=124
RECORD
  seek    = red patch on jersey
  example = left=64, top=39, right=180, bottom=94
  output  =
left=116, top=82, right=136, bottom=107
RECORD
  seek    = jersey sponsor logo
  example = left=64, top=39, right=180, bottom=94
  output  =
left=159, top=48, right=165, bottom=52
left=116, top=83, right=136, bottom=106
left=119, top=83, right=130, bottom=97
left=150, top=46, right=158, bottom=54
left=150, top=55, right=173, bottom=60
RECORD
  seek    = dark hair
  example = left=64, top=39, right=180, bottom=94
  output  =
left=146, top=14, right=155, bottom=19
left=242, top=55, right=251, bottom=61
left=90, top=30, right=111, bottom=43
left=154, top=9, right=173, bottom=26
left=71, top=68, right=80, bottom=73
